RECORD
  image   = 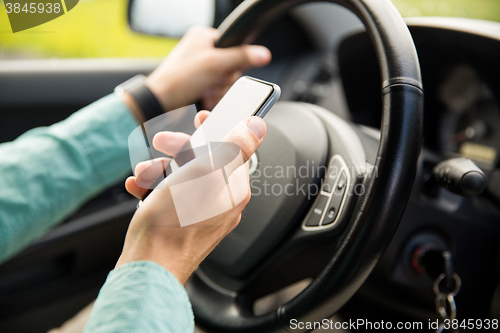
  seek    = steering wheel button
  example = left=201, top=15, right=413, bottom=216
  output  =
left=304, top=195, right=329, bottom=226
left=322, top=172, right=348, bottom=226
left=334, top=172, right=348, bottom=195
left=323, top=206, right=339, bottom=225
left=337, top=177, right=346, bottom=190
left=322, top=207, right=339, bottom=225
left=322, top=158, right=342, bottom=193
left=326, top=207, right=336, bottom=219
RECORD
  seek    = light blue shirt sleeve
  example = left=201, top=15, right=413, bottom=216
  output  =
left=0, top=94, right=195, bottom=332
left=0, top=94, right=137, bottom=261
left=84, top=261, right=194, bottom=333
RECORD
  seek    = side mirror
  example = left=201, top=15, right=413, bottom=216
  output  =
left=127, top=0, right=232, bottom=38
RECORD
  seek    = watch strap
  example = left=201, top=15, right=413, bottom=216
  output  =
left=126, top=83, right=165, bottom=122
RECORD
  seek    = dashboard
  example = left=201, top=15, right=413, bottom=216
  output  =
left=436, top=64, right=500, bottom=165
left=339, top=19, right=500, bottom=162
left=337, top=17, right=500, bottom=193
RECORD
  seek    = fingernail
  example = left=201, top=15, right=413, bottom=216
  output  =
left=249, top=46, right=271, bottom=64
left=247, top=117, right=266, bottom=140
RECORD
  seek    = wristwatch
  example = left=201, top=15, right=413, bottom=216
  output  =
left=115, top=74, right=165, bottom=121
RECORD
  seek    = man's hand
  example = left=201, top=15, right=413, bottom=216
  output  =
left=118, top=112, right=267, bottom=284
left=145, top=26, right=271, bottom=111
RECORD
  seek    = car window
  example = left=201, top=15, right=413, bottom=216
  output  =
left=0, top=0, right=498, bottom=60
left=392, top=0, right=500, bottom=22
left=0, top=0, right=177, bottom=59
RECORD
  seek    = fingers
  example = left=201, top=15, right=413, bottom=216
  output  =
left=183, top=27, right=271, bottom=72
left=151, top=112, right=210, bottom=163
left=194, top=111, right=211, bottom=129
left=206, top=116, right=266, bottom=180
left=223, top=117, right=267, bottom=164
left=134, top=157, right=171, bottom=179
left=152, top=131, right=192, bottom=156
left=214, top=45, right=272, bottom=73
left=183, top=26, right=220, bottom=46
left=125, top=176, right=148, bottom=199
left=133, top=157, right=172, bottom=190
left=128, top=111, right=211, bottom=195
left=205, top=117, right=266, bottom=181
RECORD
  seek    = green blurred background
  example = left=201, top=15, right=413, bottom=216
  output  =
left=1, top=0, right=499, bottom=59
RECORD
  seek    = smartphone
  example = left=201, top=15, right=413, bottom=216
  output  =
left=189, top=76, right=280, bottom=148
left=141, top=76, right=280, bottom=199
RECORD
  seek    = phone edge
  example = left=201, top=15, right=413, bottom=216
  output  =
left=244, top=76, right=281, bottom=119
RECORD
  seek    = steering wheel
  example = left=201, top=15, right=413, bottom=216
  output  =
left=186, top=0, right=423, bottom=332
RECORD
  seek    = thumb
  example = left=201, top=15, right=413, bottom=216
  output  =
left=217, top=45, right=272, bottom=72
left=223, top=117, right=267, bottom=163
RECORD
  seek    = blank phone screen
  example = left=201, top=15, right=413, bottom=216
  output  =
left=190, top=77, right=273, bottom=148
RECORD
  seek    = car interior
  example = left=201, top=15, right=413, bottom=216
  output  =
left=1, top=0, right=500, bottom=332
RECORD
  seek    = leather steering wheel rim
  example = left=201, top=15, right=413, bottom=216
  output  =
left=188, top=0, right=424, bottom=331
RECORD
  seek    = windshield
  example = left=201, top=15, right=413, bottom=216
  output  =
left=0, top=0, right=176, bottom=59
left=0, top=0, right=498, bottom=60
left=392, top=0, right=500, bottom=21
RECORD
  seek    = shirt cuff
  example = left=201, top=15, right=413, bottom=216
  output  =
left=84, top=261, right=194, bottom=333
